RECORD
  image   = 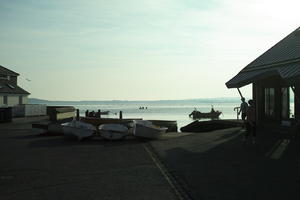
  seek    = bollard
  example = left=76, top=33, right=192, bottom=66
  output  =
left=85, top=110, right=89, bottom=117
left=76, top=109, right=80, bottom=121
left=119, top=111, right=123, bottom=119
left=98, top=109, right=101, bottom=118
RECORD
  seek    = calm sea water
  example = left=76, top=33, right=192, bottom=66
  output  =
left=52, top=102, right=242, bottom=129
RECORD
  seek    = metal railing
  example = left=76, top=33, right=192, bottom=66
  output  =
left=234, top=107, right=240, bottom=120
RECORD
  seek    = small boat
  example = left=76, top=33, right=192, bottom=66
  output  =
left=62, top=120, right=96, bottom=141
left=87, top=110, right=110, bottom=117
left=99, top=124, right=129, bottom=140
left=181, top=120, right=240, bottom=132
left=100, top=111, right=109, bottom=115
left=133, top=120, right=168, bottom=139
left=189, top=110, right=222, bottom=119
left=149, top=120, right=178, bottom=132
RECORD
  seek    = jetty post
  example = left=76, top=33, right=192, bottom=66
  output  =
left=119, top=111, right=123, bottom=119
left=76, top=109, right=80, bottom=121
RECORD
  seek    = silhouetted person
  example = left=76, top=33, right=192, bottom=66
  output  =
left=239, top=97, right=248, bottom=123
left=244, top=99, right=256, bottom=144
left=211, top=105, right=215, bottom=113
left=89, top=111, right=95, bottom=117
left=95, top=111, right=100, bottom=118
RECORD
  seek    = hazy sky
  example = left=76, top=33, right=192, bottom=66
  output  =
left=0, top=0, right=299, bottom=100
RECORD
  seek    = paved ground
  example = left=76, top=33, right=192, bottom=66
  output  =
left=1, top=118, right=300, bottom=200
left=0, top=119, right=175, bottom=200
left=151, top=127, right=300, bottom=200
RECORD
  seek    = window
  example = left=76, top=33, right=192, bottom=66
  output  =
left=3, top=96, right=7, bottom=104
left=19, top=96, right=23, bottom=104
left=7, top=84, right=15, bottom=89
left=290, top=87, right=295, bottom=118
left=0, top=75, right=9, bottom=80
left=281, top=88, right=289, bottom=119
left=265, top=88, right=275, bottom=118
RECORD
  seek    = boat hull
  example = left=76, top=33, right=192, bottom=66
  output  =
left=189, top=111, right=222, bottom=119
left=62, top=121, right=95, bottom=141
left=149, top=120, right=178, bottom=132
left=134, top=122, right=168, bottom=139
left=99, top=124, right=129, bottom=140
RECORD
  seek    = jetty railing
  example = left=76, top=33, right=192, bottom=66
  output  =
left=234, top=107, right=240, bottom=120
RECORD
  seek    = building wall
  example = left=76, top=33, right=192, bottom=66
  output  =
left=7, top=96, right=19, bottom=106
left=253, top=82, right=264, bottom=126
left=23, top=96, right=28, bottom=104
left=254, top=76, right=300, bottom=130
left=0, top=94, right=29, bottom=107
left=0, top=95, right=3, bottom=106
left=0, top=75, right=17, bottom=85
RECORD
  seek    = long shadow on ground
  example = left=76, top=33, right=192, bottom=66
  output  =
left=153, top=129, right=300, bottom=200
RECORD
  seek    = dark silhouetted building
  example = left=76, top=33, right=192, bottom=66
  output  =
left=226, top=27, right=300, bottom=131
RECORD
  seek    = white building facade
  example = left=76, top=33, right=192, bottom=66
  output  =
left=0, top=65, right=30, bottom=107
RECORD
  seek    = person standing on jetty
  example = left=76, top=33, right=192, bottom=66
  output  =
left=244, top=99, right=256, bottom=144
left=239, top=97, right=248, bottom=122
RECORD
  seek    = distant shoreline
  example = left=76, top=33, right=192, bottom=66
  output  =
left=29, top=97, right=252, bottom=105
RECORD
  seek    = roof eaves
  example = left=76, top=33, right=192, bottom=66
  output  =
left=243, top=26, right=300, bottom=70
left=0, top=65, right=19, bottom=76
left=241, top=57, right=300, bottom=73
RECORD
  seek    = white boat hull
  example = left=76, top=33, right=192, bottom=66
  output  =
left=134, top=121, right=167, bottom=139
left=99, top=124, right=129, bottom=140
left=62, top=121, right=95, bottom=141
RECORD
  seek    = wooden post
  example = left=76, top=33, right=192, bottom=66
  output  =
left=85, top=110, right=89, bottom=117
left=76, top=109, right=80, bottom=121
left=119, top=111, right=123, bottom=119
left=237, top=88, right=244, bottom=99
left=98, top=109, right=101, bottom=118
left=254, top=82, right=263, bottom=126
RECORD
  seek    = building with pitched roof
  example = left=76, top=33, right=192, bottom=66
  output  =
left=0, top=65, right=30, bottom=106
left=226, top=27, right=300, bottom=129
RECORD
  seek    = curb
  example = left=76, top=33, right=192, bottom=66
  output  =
left=143, top=143, right=194, bottom=200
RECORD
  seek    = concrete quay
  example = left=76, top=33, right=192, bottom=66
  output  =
left=0, top=118, right=175, bottom=200
left=1, top=117, right=300, bottom=200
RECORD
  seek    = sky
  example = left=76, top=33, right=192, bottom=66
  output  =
left=0, top=0, right=299, bottom=101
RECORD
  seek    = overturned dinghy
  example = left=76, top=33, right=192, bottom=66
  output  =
left=62, top=120, right=96, bottom=141
left=133, top=120, right=168, bottom=139
left=99, top=124, right=129, bottom=140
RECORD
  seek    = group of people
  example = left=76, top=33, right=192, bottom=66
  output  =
left=139, top=106, right=148, bottom=110
left=85, top=110, right=101, bottom=118
left=238, top=97, right=256, bottom=144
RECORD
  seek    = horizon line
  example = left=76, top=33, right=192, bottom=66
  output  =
left=29, top=96, right=250, bottom=102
